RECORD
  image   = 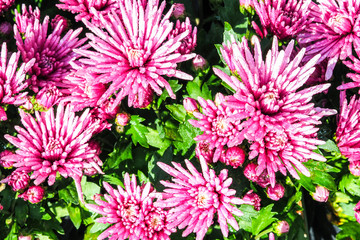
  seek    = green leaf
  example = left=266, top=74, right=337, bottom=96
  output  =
left=166, top=104, right=187, bottom=123
left=148, top=147, right=173, bottom=190
left=105, top=142, right=132, bottom=169
left=173, top=120, right=202, bottom=155
left=236, top=204, right=259, bottom=232
left=186, top=78, right=212, bottom=100
left=157, top=80, right=183, bottom=107
left=102, top=175, right=124, bottom=188
left=339, top=174, right=360, bottom=196
left=58, top=182, right=79, bottom=205
left=126, top=115, right=149, bottom=147
left=81, top=177, right=100, bottom=201
left=251, top=204, right=276, bottom=235
left=223, top=22, right=240, bottom=43
left=337, top=222, right=360, bottom=240
left=296, top=171, right=315, bottom=192
left=311, top=170, right=337, bottom=191
left=15, top=199, right=28, bottom=226
left=318, top=139, right=340, bottom=153
left=67, top=203, right=82, bottom=229
left=4, top=222, right=19, bottom=240
left=137, top=170, right=149, bottom=183
left=145, top=127, right=171, bottom=154
left=90, top=222, right=110, bottom=234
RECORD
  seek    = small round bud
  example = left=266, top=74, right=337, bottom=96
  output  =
left=244, top=163, right=259, bottom=182
left=0, top=22, right=12, bottom=35
left=116, top=112, right=130, bottom=126
left=172, top=3, right=186, bottom=19
left=223, top=146, right=245, bottom=168
left=183, top=97, right=198, bottom=113
left=51, top=15, right=69, bottom=33
left=1, top=171, right=30, bottom=191
left=274, top=220, right=290, bottom=236
left=267, top=183, right=285, bottom=201
left=192, top=55, right=208, bottom=71
left=311, top=186, right=329, bottom=202
left=349, top=161, right=360, bottom=176
left=19, top=186, right=45, bottom=204
left=242, top=190, right=261, bottom=211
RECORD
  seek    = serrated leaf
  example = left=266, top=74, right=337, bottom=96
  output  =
left=312, top=169, right=337, bottom=191
left=157, top=80, right=183, bottom=107
left=186, top=78, right=212, bottom=100
left=339, top=174, right=360, bottom=196
left=236, top=204, right=259, bottom=232
left=126, top=115, right=149, bottom=147
left=148, top=147, right=173, bottom=190
left=68, top=203, right=82, bottom=229
left=81, top=177, right=100, bottom=201
left=58, top=182, right=79, bottom=205
left=137, top=170, right=149, bottom=183
left=337, top=222, right=360, bottom=240
left=318, top=139, right=340, bottom=153
left=90, top=222, right=110, bottom=234
left=145, top=127, right=171, bottom=154
left=173, top=121, right=202, bottom=155
left=166, top=104, right=186, bottom=122
left=106, top=142, right=132, bottom=169
left=102, top=175, right=124, bottom=188
left=296, top=171, right=316, bottom=192
left=251, top=204, right=276, bottom=235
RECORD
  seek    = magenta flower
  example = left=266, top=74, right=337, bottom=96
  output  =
left=267, top=183, right=285, bottom=201
left=0, top=150, right=15, bottom=168
left=86, top=174, right=174, bottom=240
left=14, top=4, right=40, bottom=34
left=349, top=161, right=360, bottom=176
left=336, top=94, right=360, bottom=162
left=36, top=85, right=62, bottom=109
left=311, top=186, right=329, bottom=202
left=0, top=42, right=35, bottom=121
left=222, top=146, right=246, bottom=168
left=189, top=96, right=245, bottom=162
left=14, top=6, right=86, bottom=92
left=172, top=3, right=186, bottom=19
left=183, top=97, right=198, bottom=113
left=297, top=0, right=360, bottom=80
left=115, top=112, right=130, bottom=127
left=252, top=0, right=312, bottom=40
left=274, top=221, right=290, bottom=235
left=3, top=104, right=103, bottom=203
left=195, top=141, right=216, bottom=163
left=217, top=36, right=336, bottom=185
left=76, top=0, right=196, bottom=109
left=354, top=201, right=360, bottom=224
left=0, top=0, right=14, bottom=13
left=168, top=17, right=197, bottom=55
left=19, top=186, right=45, bottom=204
left=51, top=15, right=69, bottom=33
left=338, top=55, right=360, bottom=92
left=242, top=190, right=261, bottom=211
left=1, top=171, right=30, bottom=191
left=57, top=0, right=119, bottom=26
left=156, top=158, right=246, bottom=239
left=192, top=54, right=208, bottom=71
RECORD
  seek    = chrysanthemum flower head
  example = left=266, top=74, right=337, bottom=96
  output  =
left=0, top=0, right=14, bottom=14
left=76, top=0, right=196, bottom=109
left=86, top=173, right=174, bottom=240
left=14, top=6, right=86, bottom=92
left=0, top=42, right=35, bottom=120
left=3, top=104, right=103, bottom=203
left=216, top=36, right=336, bottom=185
left=57, top=0, right=119, bottom=26
left=252, top=0, right=312, bottom=40
left=1, top=170, right=30, bottom=191
left=168, top=17, right=197, bottom=54
left=14, top=4, right=40, bottom=34
left=338, top=55, right=360, bottom=92
left=19, top=186, right=45, bottom=204
left=336, top=93, right=360, bottom=162
left=155, top=157, right=247, bottom=239
left=297, top=0, right=360, bottom=80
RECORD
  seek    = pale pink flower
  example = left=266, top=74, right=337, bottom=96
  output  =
left=195, top=141, right=215, bottom=163
left=0, top=0, right=14, bottom=13
left=172, top=3, right=186, bottom=19
left=336, top=94, right=360, bottom=162
left=36, top=85, right=62, bottom=109
left=0, top=42, right=35, bottom=120
left=168, top=17, right=197, bottom=55
left=242, top=190, right=261, bottom=211
left=18, top=236, right=32, bottom=240
left=267, top=183, right=285, bottom=201
left=189, top=96, right=245, bottom=162
left=311, top=186, right=329, bottom=202
left=349, top=161, right=360, bottom=176
left=19, top=186, right=45, bottom=204
left=354, top=200, right=360, bottom=224
left=297, top=0, right=360, bottom=80
left=115, top=112, right=130, bottom=126
left=14, top=6, right=86, bottom=92
left=183, top=97, right=198, bottom=113
left=222, top=146, right=245, bottom=168
left=217, top=36, right=336, bottom=186
left=1, top=171, right=29, bottom=191
left=86, top=174, right=174, bottom=240
left=252, top=0, right=312, bottom=40
left=3, top=104, right=103, bottom=203
left=76, top=0, right=195, bottom=109
left=192, top=54, right=208, bottom=71
left=57, top=0, right=119, bottom=26
left=156, top=158, right=246, bottom=239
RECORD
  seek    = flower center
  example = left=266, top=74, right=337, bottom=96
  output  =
left=42, top=138, right=63, bottom=161
left=259, top=90, right=281, bottom=114
left=121, top=203, right=139, bottom=223
left=127, top=48, right=145, bottom=68
left=193, top=186, right=218, bottom=209
left=39, top=54, right=56, bottom=75
left=265, top=129, right=288, bottom=152
left=213, top=116, right=233, bottom=136
left=327, top=12, right=352, bottom=35
left=146, top=211, right=165, bottom=232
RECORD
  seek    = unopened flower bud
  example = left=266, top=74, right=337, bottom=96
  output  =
left=311, top=186, right=329, bottom=202
left=349, top=161, right=360, bottom=176
left=0, top=204, right=3, bottom=210
left=354, top=200, right=360, bottom=224
left=51, top=15, right=69, bottom=33
left=1, top=171, right=30, bottom=191
left=183, top=97, right=198, bottom=113
left=242, top=190, right=261, bottom=211
left=0, top=150, right=15, bottom=168
left=244, top=163, right=259, bottom=182
left=223, top=146, right=245, bottom=168
left=172, top=3, right=186, bottom=19
left=274, top=220, right=290, bottom=236
left=214, top=93, right=225, bottom=106
left=0, top=22, right=12, bottom=35
left=36, top=85, right=61, bottom=109
left=18, top=236, right=32, bottom=240
left=0, top=107, right=7, bottom=121
left=116, top=112, right=130, bottom=126
left=192, top=54, right=208, bottom=71
left=267, top=183, right=285, bottom=201
left=19, top=186, right=45, bottom=203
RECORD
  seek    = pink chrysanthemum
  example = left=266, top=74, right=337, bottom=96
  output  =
left=3, top=104, right=103, bottom=202
left=252, top=0, right=312, bottom=40
left=36, top=85, right=62, bottom=109
left=19, top=186, right=45, bottom=204
left=338, top=55, right=360, bottom=92
left=76, top=0, right=195, bottom=109
left=336, top=93, right=360, bottom=162
left=297, top=0, right=360, bottom=80
left=14, top=5, right=40, bottom=34
left=57, top=0, right=119, bottom=26
left=217, top=36, right=336, bottom=185
left=155, top=158, right=246, bottom=239
left=0, top=42, right=34, bottom=120
left=1, top=170, right=30, bottom=191
left=168, top=17, right=197, bottom=54
left=86, top=174, right=174, bottom=240
left=189, top=96, right=245, bottom=162
left=0, top=0, right=14, bottom=13
left=14, top=6, right=86, bottom=92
